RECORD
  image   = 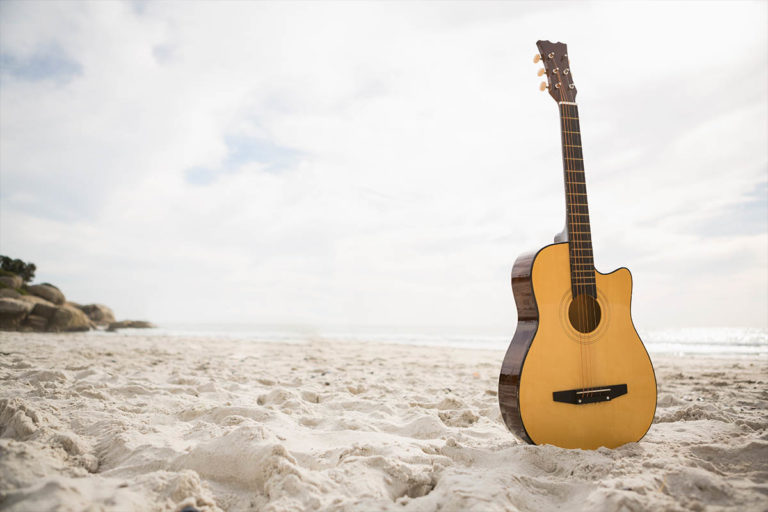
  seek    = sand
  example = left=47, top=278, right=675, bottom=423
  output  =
left=0, top=332, right=766, bottom=512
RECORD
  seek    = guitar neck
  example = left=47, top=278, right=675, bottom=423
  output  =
left=559, top=102, right=596, bottom=297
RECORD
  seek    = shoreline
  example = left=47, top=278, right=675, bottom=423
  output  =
left=1, top=332, right=766, bottom=511
left=75, top=325, right=768, bottom=358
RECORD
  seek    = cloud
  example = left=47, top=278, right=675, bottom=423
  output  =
left=0, top=0, right=766, bottom=330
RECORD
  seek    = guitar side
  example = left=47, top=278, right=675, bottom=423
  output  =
left=498, top=247, right=542, bottom=445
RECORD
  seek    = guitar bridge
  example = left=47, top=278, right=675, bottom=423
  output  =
left=553, top=384, right=627, bottom=405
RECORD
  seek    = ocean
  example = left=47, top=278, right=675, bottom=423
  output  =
left=92, top=324, right=768, bottom=357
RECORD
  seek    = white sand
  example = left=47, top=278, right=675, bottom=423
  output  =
left=0, top=332, right=766, bottom=512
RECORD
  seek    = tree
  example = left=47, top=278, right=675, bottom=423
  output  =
left=0, top=255, right=37, bottom=283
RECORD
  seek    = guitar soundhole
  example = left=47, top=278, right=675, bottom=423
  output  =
left=568, top=294, right=601, bottom=333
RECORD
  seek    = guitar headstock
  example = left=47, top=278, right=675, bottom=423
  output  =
left=534, top=40, right=577, bottom=103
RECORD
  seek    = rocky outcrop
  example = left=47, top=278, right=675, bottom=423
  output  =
left=0, top=269, right=152, bottom=333
left=0, top=274, right=23, bottom=289
left=48, top=305, right=92, bottom=332
left=31, top=301, right=59, bottom=322
left=107, top=320, right=155, bottom=331
left=26, top=284, right=65, bottom=306
left=78, top=304, right=115, bottom=326
left=0, top=288, right=21, bottom=299
left=22, top=314, right=48, bottom=331
left=0, top=298, right=34, bottom=329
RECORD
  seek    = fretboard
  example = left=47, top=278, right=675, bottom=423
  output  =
left=559, top=102, right=596, bottom=298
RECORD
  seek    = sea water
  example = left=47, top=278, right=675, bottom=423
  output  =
left=92, top=324, right=768, bottom=357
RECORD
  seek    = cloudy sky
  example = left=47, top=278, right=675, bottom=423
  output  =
left=0, top=1, right=766, bottom=332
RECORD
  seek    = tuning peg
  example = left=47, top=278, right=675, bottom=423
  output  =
left=539, top=81, right=548, bottom=91
left=533, top=54, right=541, bottom=63
left=537, top=68, right=546, bottom=76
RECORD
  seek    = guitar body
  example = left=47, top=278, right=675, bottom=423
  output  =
left=499, top=243, right=656, bottom=449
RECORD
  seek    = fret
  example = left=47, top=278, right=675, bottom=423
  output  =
left=564, top=157, right=583, bottom=161
left=562, top=135, right=582, bottom=145
left=563, top=144, right=581, bottom=148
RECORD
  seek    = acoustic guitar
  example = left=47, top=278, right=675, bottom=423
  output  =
left=498, top=41, right=657, bottom=449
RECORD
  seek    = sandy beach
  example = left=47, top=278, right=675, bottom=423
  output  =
left=0, top=332, right=766, bottom=512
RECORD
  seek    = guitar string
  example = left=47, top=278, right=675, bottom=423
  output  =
left=572, top=77, right=599, bottom=396
left=554, top=69, right=579, bottom=393
left=556, top=67, right=586, bottom=395
left=566, top=98, right=594, bottom=395
left=558, top=62, right=596, bottom=397
left=571, top=76, right=599, bottom=397
left=554, top=62, right=588, bottom=395
left=576, top=100, right=596, bottom=397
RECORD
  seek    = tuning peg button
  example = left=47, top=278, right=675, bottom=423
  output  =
left=539, top=81, right=548, bottom=91
left=533, top=54, right=541, bottom=63
left=537, top=68, right=546, bottom=76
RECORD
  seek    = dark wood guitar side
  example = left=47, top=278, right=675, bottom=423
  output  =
left=498, top=248, right=539, bottom=444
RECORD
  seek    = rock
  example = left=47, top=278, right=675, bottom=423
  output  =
left=78, top=304, right=115, bottom=326
left=26, top=284, right=65, bottom=305
left=0, top=274, right=23, bottom=289
left=22, top=314, right=48, bottom=331
left=107, top=320, right=155, bottom=331
left=48, top=304, right=91, bottom=332
left=0, top=298, right=34, bottom=329
left=0, top=288, right=21, bottom=299
left=18, top=294, right=54, bottom=306
left=31, top=302, right=59, bottom=321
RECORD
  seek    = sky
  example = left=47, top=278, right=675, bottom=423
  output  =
left=0, top=1, right=766, bottom=333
